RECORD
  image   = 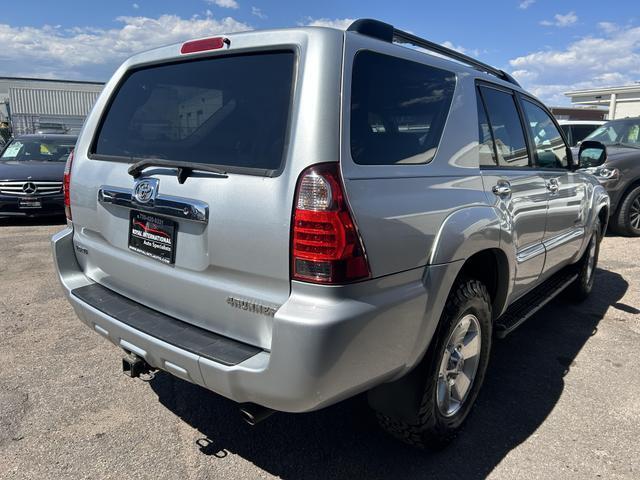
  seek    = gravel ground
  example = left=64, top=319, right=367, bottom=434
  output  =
left=0, top=217, right=638, bottom=480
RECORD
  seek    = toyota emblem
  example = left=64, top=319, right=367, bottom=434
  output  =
left=133, top=178, right=158, bottom=204
left=22, top=182, right=37, bottom=194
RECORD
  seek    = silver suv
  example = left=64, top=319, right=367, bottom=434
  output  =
left=52, top=19, right=609, bottom=449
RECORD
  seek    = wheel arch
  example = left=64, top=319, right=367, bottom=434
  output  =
left=454, top=247, right=510, bottom=320
left=368, top=244, right=512, bottom=422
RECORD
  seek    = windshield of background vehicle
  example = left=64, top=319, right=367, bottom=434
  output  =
left=585, top=119, right=640, bottom=148
left=1, top=138, right=76, bottom=162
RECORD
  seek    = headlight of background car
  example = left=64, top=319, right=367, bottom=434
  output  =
left=583, top=166, right=620, bottom=180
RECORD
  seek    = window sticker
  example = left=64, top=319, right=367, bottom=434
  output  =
left=2, top=142, right=22, bottom=158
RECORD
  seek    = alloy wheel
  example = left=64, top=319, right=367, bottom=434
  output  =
left=437, top=314, right=482, bottom=417
left=630, top=195, right=640, bottom=231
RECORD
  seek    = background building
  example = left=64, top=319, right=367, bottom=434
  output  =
left=549, top=106, right=608, bottom=122
left=565, top=85, right=640, bottom=120
left=0, top=77, right=103, bottom=135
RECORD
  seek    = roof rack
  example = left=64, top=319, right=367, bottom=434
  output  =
left=346, top=19, right=520, bottom=87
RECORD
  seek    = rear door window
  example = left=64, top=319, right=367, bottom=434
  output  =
left=92, top=51, right=295, bottom=174
left=350, top=51, right=456, bottom=165
left=479, top=86, right=530, bottom=168
left=476, top=92, right=498, bottom=167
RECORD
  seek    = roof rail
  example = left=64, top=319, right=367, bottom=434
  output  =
left=346, top=19, right=520, bottom=87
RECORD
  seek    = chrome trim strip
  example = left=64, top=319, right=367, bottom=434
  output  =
left=0, top=181, right=63, bottom=185
left=98, top=186, right=209, bottom=224
left=0, top=191, right=62, bottom=196
left=516, top=243, right=545, bottom=264
left=516, top=227, right=585, bottom=264
left=543, top=227, right=584, bottom=252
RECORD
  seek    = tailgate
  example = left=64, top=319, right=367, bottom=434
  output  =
left=70, top=50, right=297, bottom=350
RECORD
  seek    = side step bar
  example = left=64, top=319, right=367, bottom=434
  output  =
left=496, top=270, right=578, bottom=338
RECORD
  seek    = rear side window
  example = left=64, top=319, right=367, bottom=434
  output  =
left=350, top=51, right=456, bottom=165
left=479, top=87, right=529, bottom=168
left=93, top=51, right=295, bottom=174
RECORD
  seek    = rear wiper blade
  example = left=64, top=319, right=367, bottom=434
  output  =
left=128, top=159, right=228, bottom=184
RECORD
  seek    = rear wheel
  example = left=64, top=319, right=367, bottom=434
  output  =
left=376, top=279, right=492, bottom=449
left=612, top=185, right=640, bottom=236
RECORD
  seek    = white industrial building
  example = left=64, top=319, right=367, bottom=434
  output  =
left=565, top=85, right=640, bottom=120
left=0, top=77, right=104, bottom=135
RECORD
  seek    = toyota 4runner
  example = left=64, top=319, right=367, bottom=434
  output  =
left=52, top=19, right=609, bottom=448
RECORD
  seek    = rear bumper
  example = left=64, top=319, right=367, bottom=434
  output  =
left=52, top=227, right=460, bottom=412
left=0, top=193, right=64, bottom=217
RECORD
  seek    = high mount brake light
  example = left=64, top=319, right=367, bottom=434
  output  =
left=180, top=37, right=229, bottom=54
left=292, top=163, right=371, bottom=284
left=63, top=149, right=74, bottom=221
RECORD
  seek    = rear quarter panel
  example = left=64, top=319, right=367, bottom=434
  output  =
left=340, top=34, right=492, bottom=277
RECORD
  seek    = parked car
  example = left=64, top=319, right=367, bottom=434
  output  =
left=558, top=120, right=605, bottom=147
left=576, top=117, right=640, bottom=236
left=0, top=134, right=76, bottom=218
left=52, top=19, right=609, bottom=449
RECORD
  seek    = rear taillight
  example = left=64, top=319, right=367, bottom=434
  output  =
left=292, top=163, right=371, bottom=284
left=63, top=149, right=74, bottom=221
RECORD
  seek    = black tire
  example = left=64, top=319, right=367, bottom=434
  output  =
left=376, top=279, right=492, bottom=450
left=611, top=185, right=640, bottom=237
left=570, top=218, right=601, bottom=301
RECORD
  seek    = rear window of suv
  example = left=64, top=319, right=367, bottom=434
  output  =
left=350, top=51, right=456, bottom=165
left=92, top=51, right=295, bottom=175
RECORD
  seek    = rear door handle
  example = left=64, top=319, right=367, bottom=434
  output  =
left=492, top=181, right=512, bottom=197
left=546, top=178, right=559, bottom=194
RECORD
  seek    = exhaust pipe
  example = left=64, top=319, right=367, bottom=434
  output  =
left=239, top=403, right=275, bottom=425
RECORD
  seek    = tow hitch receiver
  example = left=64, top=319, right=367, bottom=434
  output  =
left=122, top=353, right=152, bottom=378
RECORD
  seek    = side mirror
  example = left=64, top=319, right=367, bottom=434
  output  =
left=578, top=140, right=607, bottom=169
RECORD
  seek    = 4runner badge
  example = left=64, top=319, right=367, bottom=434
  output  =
left=226, top=297, right=278, bottom=317
left=133, top=178, right=158, bottom=204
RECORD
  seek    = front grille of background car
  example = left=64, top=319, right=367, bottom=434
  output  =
left=0, top=181, right=63, bottom=196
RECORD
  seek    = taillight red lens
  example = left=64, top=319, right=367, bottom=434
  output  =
left=181, top=37, right=228, bottom=54
left=63, top=149, right=74, bottom=221
left=292, top=163, right=370, bottom=284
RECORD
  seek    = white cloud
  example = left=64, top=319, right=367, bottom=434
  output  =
left=132, top=3, right=139, bottom=9
left=0, top=15, right=251, bottom=80
left=540, top=11, right=577, bottom=27
left=303, top=17, right=355, bottom=30
left=207, top=0, right=239, bottom=9
left=251, top=7, right=266, bottom=19
left=441, top=41, right=481, bottom=58
left=519, top=0, right=535, bottom=10
left=509, top=23, right=640, bottom=105
left=598, top=21, right=618, bottom=34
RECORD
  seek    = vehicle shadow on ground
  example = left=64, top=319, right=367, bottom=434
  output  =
left=149, top=268, right=627, bottom=480
left=0, top=216, right=65, bottom=227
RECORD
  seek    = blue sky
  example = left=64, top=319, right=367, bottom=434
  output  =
left=1, top=0, right=638, bottom=105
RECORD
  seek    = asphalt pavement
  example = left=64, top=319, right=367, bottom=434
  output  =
left=0, top=217, right=638, bottom=479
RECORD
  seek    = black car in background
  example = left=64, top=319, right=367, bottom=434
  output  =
left=577, top=117, right=640, bottom=236
left=0, top=135, right=77, bottom=218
